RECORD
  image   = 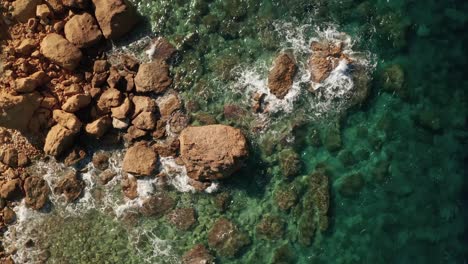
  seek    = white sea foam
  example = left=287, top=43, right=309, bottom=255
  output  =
left=160, top=157, right=195, bottom=193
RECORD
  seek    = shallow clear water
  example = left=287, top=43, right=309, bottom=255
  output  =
left=6, top=0, right=468, bottom=263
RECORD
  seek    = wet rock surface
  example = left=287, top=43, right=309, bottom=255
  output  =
left=166, top=208, right=197, bottom=231
left=24, top=176, right=50, bottom=210
left=267, top=53, right=297, bottom=99
left=182, top=244, right=215, bottom=264
left=54, top=171, right=85, bottom=202
left=140, top=193, right=175, bottom=218
left=208, top=217, right=250, bottom=258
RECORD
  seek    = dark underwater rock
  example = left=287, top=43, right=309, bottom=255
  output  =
left=140, top=193, right=175, bottom=218
left=275, top=184, right=298, bottom=211
left=54, top=171, right=85, bottom=202
left=167, top=208, right=197, bottom=231
left=208, top=218, right=250, bottom=258
left=182, top=244, right=215, bottom=264
left=335, top=173, right=365, bottom=197
left=256, top=215, right=285, bottom=240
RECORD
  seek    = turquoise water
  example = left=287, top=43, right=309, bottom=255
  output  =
left=7, top=0, right=468, bottom=263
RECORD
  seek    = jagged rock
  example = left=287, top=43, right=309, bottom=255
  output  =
left=132, top=96, right=157, bottom=118
left=85, top=116, right=112, bottom=138
left=36, top=4, right=51, bottom=19
left=64, top=12, right=102, bottom=48
left=122, top=141, right=158, bottom=176
left=182, top=244, right=215, bottom=264
left=24, top=176, right=49, bottom=210
left=3, top=207, right=16, bottom=224
left=40, top=33, right=83, bottom=71
left=140, top=193, right=175, bottom=218
left=134, top=60, right=172, bottom=93
left=121, top=174, right=137, bottom=199
left=44, top=124, right=76, bottom=156
left=112, top=118, right=128, bottom=129
left=62, top=94, right=91, bottom=113
left=267, top=53, right=297, bottom=99
left=92, top=0, right=138, bottom=40
left=208, top=218, right=250, bottom=258
left=0, top=147, right=18, bottom=168
left=167, top=208, right=197, bottom=231
left=97, top=88, right=122, bottom=114
left=132, top=111, right=157, bottom=130
left=52, top=109, right=82, bottom=132
left=12, top=0, right=40, bottom=22
left=0, top=91, right=42, bottom=132
left=54, top=171, right=84, bottom=202
left=0, top=179, right=22, bottom=200
left=309, top=41, right=347, bottom=83
left=124, top=125, right=147, bottom=141
left=179, top=125, right=248, bottom=181
left=63, top=147, right=87, bottom=166
left=147, top=37, right=177, bottom=61
left=93, top=60, right=108, bottom=73
left=92, top=152, right=109, bottom=170
left=111, top=97, right=132, bottom=119
left=153, top=137, right=179, bottom=157
left=157, top=93, right=181, bottom=118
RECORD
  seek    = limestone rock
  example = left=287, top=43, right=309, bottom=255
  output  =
left=92, top=0, right=138, bottom=40
left=40, top=33, right=83, bottom=70
left=134, top=60, right=172, bottom=93
left=64, top=13, right=103, bottom=48
left=122, top=141, right=158, bottom=176
left=0, top=91, right=41, bottom=132
left=62, top=94, right=91, bottom=113
left=85, top=116, right=112, bottom=138
left=208, top=218, right=250, bottom=258
left=179, top=125, right=248, bottom=181
left=267, top=53, right=297, bottom=99
left=24, top=176, right=50, bottom=210
left=44, top=124, right=76, bottom=156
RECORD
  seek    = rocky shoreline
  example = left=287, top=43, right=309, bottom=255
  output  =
left=0, top=0, right=373, bottom=263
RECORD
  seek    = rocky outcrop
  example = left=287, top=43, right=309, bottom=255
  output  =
left=40, top=33, right=83, bottom=71
left=64, top=13, right=102, bottom=48
left=122, top=141, right=158, bottom=176
left=24, top=176, right=50, bottom=210
left=309, top=41, right=348, bottom=83
left=0, top=91, right=41, bottom=132
left=182, top=244, right=214, bottom=264
left=267, top=53, right=297, bottom=99
left=92, top=0, right=138, bottom=40
left=179, top=125, right=248, bottom=181
left=208, top=218, right=250, bottom=258
left=54, top=171, right=85, bottom=202
left=134, top=60, right=172, bottom=93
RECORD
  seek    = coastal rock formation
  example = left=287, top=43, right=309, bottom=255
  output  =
left=44, top=124, right=77, bottom=156
left=54, top=171, right=85, bottom=202
left=167, top=208, right=197, bottom=231
left=24, top=176, right=50, bottom=210
left=140, top=193, right=175, bottom=218
left=0, top=91, right=41, bottom=132
left=309, top=41, right=349, bottom=83
left=40, top=33, right=83, bottom=71
left=182, top=244, right=215, bottom=264
left=122, top=141, right=158, bottom=176
left=85, top=116, right=112, bottom=138
left=179, top=125, right=248, bottom=181
left=267, top=53, right=297, bottom=99
left=208, top=218, right=250, bottom=257
left=64, top=13, right=103, bottom=48
left=134, top=60, right=172, bottom=93
left=92, top=0, right=138, bottom=40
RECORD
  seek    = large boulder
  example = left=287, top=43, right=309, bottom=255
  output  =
left=179, top=125, right=248, bottom=181
left=134, top=60, right=172, bottom=93
left=208, top=218, right=250, bottom=258
left=64, top=13, right=103, bottom=48
left=24, top=176, right=50, bottom=210
left=12, top=0, right=40, bottom=22
left=122, top=141, right=158, bottom=176
left=92, top=0, right=138, bottom=40
left=52, top=109, right=82, bottom=133
left=0, top=91, right=42, bottom=132
left=267, top=53, right=297, bottom=99
left=43, top=124, right=76, bottom=156
left=40, top=33, right=83, bottom=71
left=309, top=41, right=347, bottom=83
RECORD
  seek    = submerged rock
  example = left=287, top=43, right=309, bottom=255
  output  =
left=92, top=0, right=138, bottom=40
left=334, top=172, right=365, bottom=197
left=278, top=148, right=301, bottom=178
left=182, top=244, right=215, bottom=264
left=140, top=193, right=175, bottom=218
left=24, top=176, right=50, bottom=210
left=167, top=208, right=197, bottom=231
left=122, top=142, right=158, bottom=176
left=208, top=218, right=250, bottom=258
left=267, top=53, right=297, bottom=99
left=179, top=125, right=248, bottom=181
left=54, top=171, right=85, bottom=202
left=274, top=184, right=298, bottom=211
left=256, top=215, right=285, bottom=240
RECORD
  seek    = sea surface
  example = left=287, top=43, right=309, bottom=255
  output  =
left=4, top=0, right=468, bottom=263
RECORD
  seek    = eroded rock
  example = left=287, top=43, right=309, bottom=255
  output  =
left=267, top=53, right=297, bottom=99
left=134, top=60, right=172, bottom=93
left=208, top=218, right=250, bottom=258
left=24, top=176, right=50, bottom=210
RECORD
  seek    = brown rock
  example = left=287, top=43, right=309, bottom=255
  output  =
left=64, top=13, right=103, bottom=48
left=93, top=60, right=108, bottom=73
left=121, top=174, right=137, bottom=199
left=179, top=125, right=248, bottom=181
left=124, top=125, right=147, bottom=141
left=208, top=218, right=250, bottom=258
left=122, top=141, right=158, bottom=176
left=153, top=137, right=179, bottom=157
left=62, top=94, right=91, bottom=113
left=157, top=93, right=181, bottom=118
left=92, top=0, right=138, bottom=40
left=0, top=147, right=18, bottom=168
left=267, top=53, right=297, bottom=99
left=167, top=208, right=196, bottom=231
left=24, top=176, right=50, bottom=210
left=100, top=169, right=116, bottom=185
left=134, top=60, right=172, bottom=93
left=111, top=97, right=132, bottom=119
left=0, top=179, right=22, bottom=200
left=132, top=96, right=157, bottom=118
left=54, top=171, right=84, bottom=202
left=16, top=38, right=37, bottom=55
left=140, top=193, right=175, bottom=218
left=45, top=0, right=65, bottom=14
left=97, top=88, right=122, bottom=114
left=14, top=77, right=38, bottom=93
left=0, top=91, right=42, bottom=132
left=40, top=33, right=83, bottom=71
left=309, top=41, right=345, bottom=83
left=63, top=147, right=87, bottom=166
left=256, top=215, right=285, bottom=240
left=52, top=109, right=82, bottom=132
left=44, top=124, right=76, bottom=156
left=3, top=207, right=16, bottom=224
left=92, top=152, right=109, bottom=170
left=12, top=0, right=40, bottom=22
left=85, top=116, right=112, bottom=138
left=36, top=4, right=52, bottom=19
left=132, top=111, right=157, bottom=130
left=148, top=37, right=177, bottom=61
left=168, top=112, right=190, bottom=134
left=182, top=244, right=214, bottom=264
